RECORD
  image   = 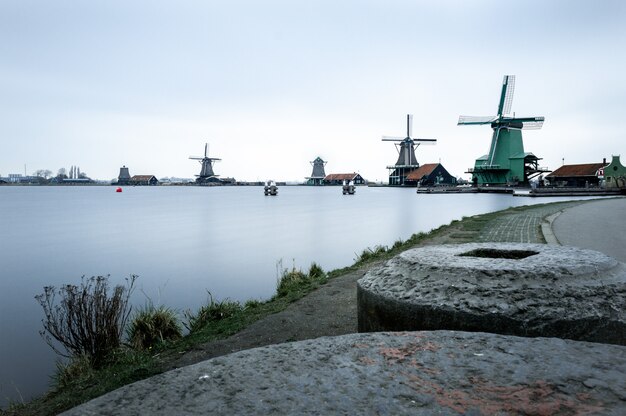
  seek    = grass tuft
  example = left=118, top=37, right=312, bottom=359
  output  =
left=127, top=305, right=182, bottom=351
left=184, top=292, right=243, bottom=333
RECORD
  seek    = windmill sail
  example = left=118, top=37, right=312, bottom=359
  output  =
left=498, top=75, right=515, bottom=116
left=458, top=116, right=497, bottom=125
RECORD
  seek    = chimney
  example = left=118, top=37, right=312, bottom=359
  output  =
left=603, top=158, right=606, bottom=165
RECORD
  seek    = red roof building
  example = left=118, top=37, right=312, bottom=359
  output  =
left=545, top=163, right=606, bottom=187
left=404, top=163, right=456, bottom=186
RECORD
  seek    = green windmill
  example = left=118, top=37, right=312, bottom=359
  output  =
left=458, top=75, right=548, bottom=186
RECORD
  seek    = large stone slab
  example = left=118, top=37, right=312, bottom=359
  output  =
left=63, top=331, right=626, bottom=415
left=358, top=243, right=626, bottom=345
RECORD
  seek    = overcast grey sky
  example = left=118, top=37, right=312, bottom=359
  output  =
left=1, top=0, right=625, bottom=182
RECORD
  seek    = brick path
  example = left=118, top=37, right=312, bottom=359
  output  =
left=478, top=200, right=588, bottom=243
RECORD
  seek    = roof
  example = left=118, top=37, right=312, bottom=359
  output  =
left=130, top=175, right=157, bottom=181
left=324, top=173, right=360, bottom=181
left=405, top=164, right=439, bottom=181
left=546, top=163, right=606, bottom=178
left=510, top=152, right=540, bottom=160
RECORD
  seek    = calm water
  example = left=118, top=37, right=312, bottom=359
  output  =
left=0, top=186, right=594, bottom=406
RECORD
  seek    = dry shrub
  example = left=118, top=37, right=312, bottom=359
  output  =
left=35, top=275, right=136, bottom=367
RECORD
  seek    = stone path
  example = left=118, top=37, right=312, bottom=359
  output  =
left=478, top=200, right=587, bottom=243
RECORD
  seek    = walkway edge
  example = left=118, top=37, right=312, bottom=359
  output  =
left=542, top=211, right=562, bottom=245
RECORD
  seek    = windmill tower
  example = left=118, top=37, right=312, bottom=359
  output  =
left=458, top=75, right=548, bottom=186
left=306, top=156, right=327, bottom=185
left=382, top=114, right=436, bottom=185
left=189, top=143, right=222, bottom=183
left=118, top=165, right=130, bottom=185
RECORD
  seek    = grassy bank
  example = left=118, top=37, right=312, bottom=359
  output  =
left=2, top=201, right=578, bottom=416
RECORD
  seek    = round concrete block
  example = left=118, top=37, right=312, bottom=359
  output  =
left=63, top=332, right=626, bottom=415
left=357, top=243, right=626, bottom=345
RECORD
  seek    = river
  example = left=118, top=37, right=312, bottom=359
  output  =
left=0, top=185, right=595, bottom=407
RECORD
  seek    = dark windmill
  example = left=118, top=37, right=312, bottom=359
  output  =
left=189, top=143, right=222, bottom=184
left=458, top=75, right=548, bottom=186
left=382, top=114, right=436, bottom=185
left=306, top=156, right=327, bottom=185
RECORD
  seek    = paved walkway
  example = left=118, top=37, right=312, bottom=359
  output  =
left=478, top=200, right=586, bottom=243
left=552, top=198, right=626, bottom=262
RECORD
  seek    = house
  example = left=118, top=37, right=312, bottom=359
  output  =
left=545, top=163, right=606, bottom=187
left=323, top=173, right=366, bottom=185
left=129, top=175, right=159, bottom=186
left=404, top=163, right=456, bottom=187
left=603, top=155, right=626, bottom=189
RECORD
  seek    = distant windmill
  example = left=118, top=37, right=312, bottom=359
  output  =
left=382, top=114, right=436, bottom=185
left=458, top=75, right=548, bottom=186
left=306, top=156, right=327, bottom=186
left=189, top=143, right=221, bottom=183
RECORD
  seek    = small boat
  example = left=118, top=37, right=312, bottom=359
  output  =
left=264, top=181, right=278, bottom=196
left=342, top=180, right=355, bottom=195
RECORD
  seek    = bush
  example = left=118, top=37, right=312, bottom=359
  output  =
left=35, top=275, right=136, bottom=367
left=127, top=305, right=182, bottom=350
left=184, top=292, right=242, bottom=333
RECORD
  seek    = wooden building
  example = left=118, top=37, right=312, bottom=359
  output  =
left=323, top=173, right=365, bottom=185
left=545, top=163, right=605, bottom=187
left=604, top=155, right=626, bottom=189
left=129, top=175, right=159, bottom=186
left=404, top=163, right=456, bottom=187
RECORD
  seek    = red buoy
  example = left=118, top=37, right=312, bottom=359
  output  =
left=116, top=187, right=123, bottom=193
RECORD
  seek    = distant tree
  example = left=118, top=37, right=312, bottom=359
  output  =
left=57, top=168, right=68, bottom=180
left=34, top=169, right=53, bottom=179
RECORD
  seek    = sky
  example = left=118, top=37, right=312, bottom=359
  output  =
left=1, top=0, right=625, bottom=183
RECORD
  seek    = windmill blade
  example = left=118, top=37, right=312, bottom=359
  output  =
left=497, top=75, right=515, bottom=116
left=520, top=119, right=545, bottom=130
left=189, top=156, right=203, bottom=160
left=414, top=138, right=437, bottom=143
left=457, top=115, right=496, bottom=125
left=407, top=114, right=413, bottom=138
left=204, top=143, right=208, bottom=157
left=382, top=136, right=405, bottom=141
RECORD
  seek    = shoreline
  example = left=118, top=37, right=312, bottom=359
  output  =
left=1, top=198, right=600, bottom=415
